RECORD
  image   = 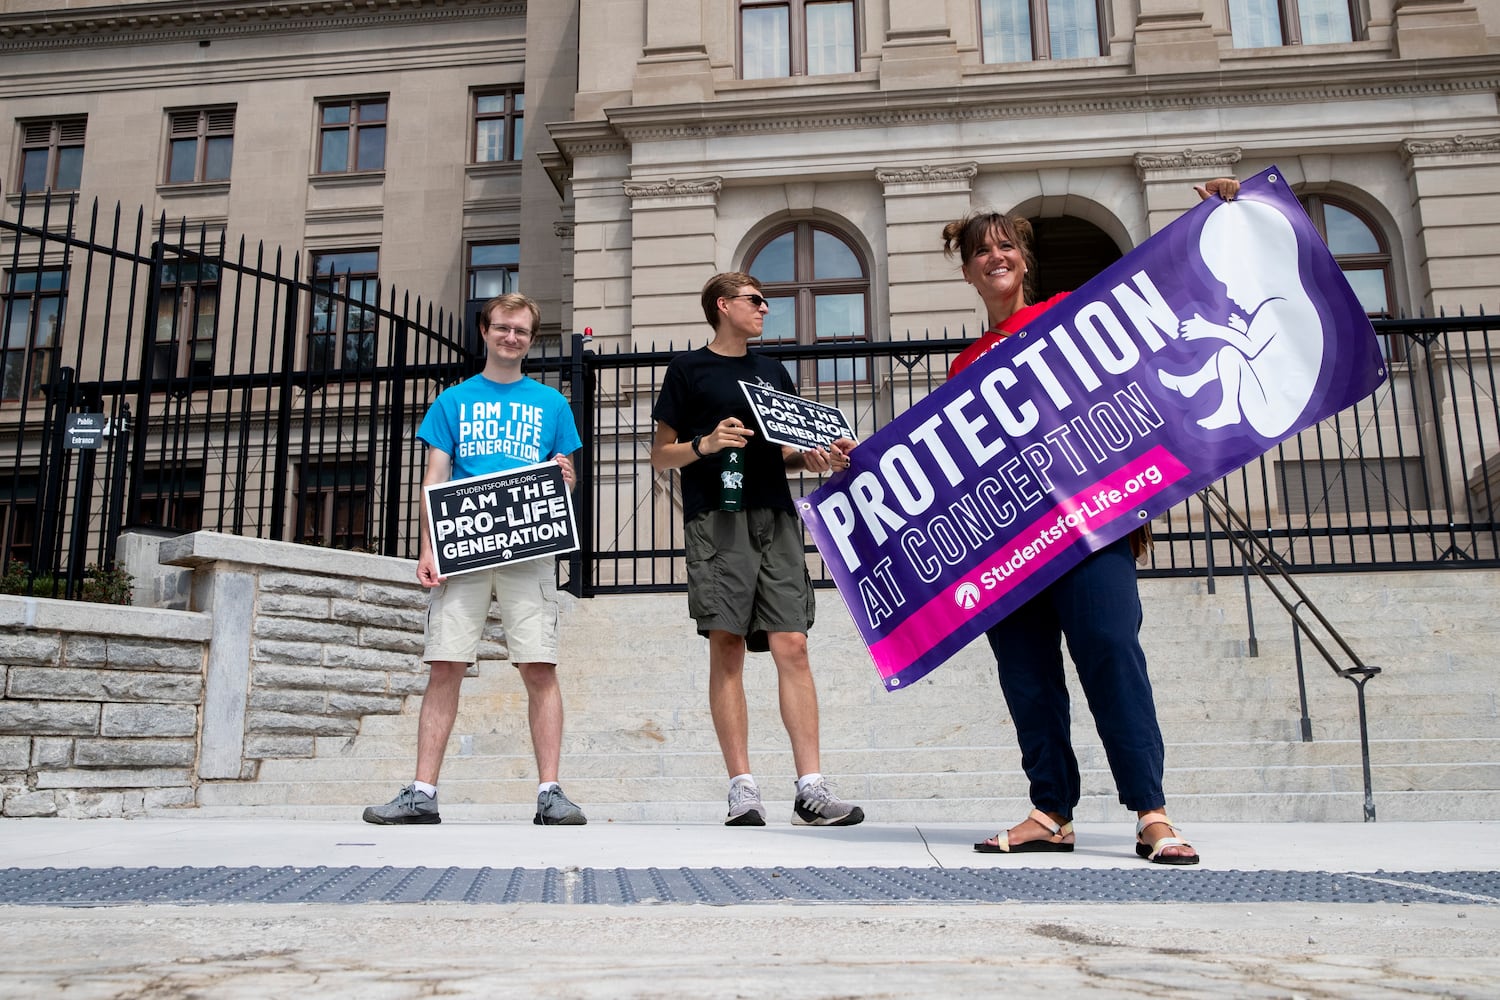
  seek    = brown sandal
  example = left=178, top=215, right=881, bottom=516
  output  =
left=974, top=808, right=1076, bottom=854
left=1135, top=811, right=1199, bottom=865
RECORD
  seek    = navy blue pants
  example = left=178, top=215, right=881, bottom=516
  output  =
left=985, top=536, right=1166, bottom=817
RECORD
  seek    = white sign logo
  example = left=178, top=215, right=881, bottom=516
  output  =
left=954, top=582, right=981, bottom=611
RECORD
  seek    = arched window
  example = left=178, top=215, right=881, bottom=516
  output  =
left=1299, top=194, right=1398, bottom=356
left=745, top=221, right=870, bottom=384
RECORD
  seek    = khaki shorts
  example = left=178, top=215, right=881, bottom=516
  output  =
left=423, top=558, right=559, bottom=665
left=685, top=508, right=816, bottom=653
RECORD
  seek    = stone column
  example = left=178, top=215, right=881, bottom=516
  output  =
left=1131, top=0, right=1220, bottom=76
left=1392, top=0, right=1488, bottom=58
left=635, top=0, right=714, bottom=105
left=1134, top=147, right=1242, bottom=235
left=878, top=162, right=981, bottom=340
left=621, top=176, right=724, bottom=347
left=878, top=2, right=960, bottom=90
left=564, top=127, right=633, bottom=349
left=1400, top=134, right=1500, bottom=312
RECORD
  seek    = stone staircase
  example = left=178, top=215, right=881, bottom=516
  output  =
left=193, top=569, right=1500, bottom=824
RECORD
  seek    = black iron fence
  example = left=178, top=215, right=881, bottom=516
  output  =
left=562, top=318, right=1500, bottom=595
left=1, top=192, right=473, bottom=597
left=4, top=193, right=1499, bottom=600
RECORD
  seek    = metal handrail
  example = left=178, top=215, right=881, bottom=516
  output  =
left=1199, top=484, right=1382, bottom=821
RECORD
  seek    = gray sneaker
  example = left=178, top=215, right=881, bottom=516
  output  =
left=792, top=778, right=864, bottom=827
left=725, top=780, right=767, bottom=827
left=534, top=786, right=587, bottom=826
left=362, top=784, right=440, bottom=825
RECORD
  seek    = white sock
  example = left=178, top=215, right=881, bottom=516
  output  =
left=730, top=774, right=756, bottom=788
left=796, top=773, right=823, bottom=792
left=412, top=781, right=437, bottom=798
left=538, top=781, right=560, bottom=795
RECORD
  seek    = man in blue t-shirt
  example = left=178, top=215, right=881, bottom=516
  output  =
left=650, top=272, right=864, bottom=829
left=364, top=293, right=587, bottom=827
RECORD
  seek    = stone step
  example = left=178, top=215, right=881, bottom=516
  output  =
left=189, top=788, right=1500, bottom=825
left=285, top=737, right=1500, bottom=779
left=217, top=759, right=1500, bottom=812
left=185, top=569, right=1500, bottom=825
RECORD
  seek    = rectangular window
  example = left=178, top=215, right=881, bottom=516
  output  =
left=1276, top=458, right=1428, bottom=518
left=741, top=1, right=855, bottom=79
left=310, top=250, right=379, bottom=370
left=1, top=268, right=66, bottom=402
left=130, top=466, right=204, bottom=533
left=18, top=117, right=86, bottom=193
left=467, top=242, right=520, bottom=300
left=473, top=90, right=524, bottom=163
left=1231, top=0, right=1354, bottom=46
left=153, top=260, right=219, bottom=381
left=296, top=463, right=369, bottom=549
left=981, top=0, right=1102, bottom=62
left=0, top=472, right=39, bottom=569
left=317, top=98, right=387, bottom=174
left=165, top=108, right=235, bottom=184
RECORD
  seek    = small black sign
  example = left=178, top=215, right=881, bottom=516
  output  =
left=424, top=461, right=578, bottom=577
left=64, top=413, right=107, bottom=450
left=738, top=381, right=856, bottom=452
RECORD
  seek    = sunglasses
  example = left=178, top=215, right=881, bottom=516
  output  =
left=725, top=293, right=770, bottom=309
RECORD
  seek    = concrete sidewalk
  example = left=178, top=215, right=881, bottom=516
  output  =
left=1, top=818, right=1497, bottom=998
left=3, top=816, right=1498, bottom=873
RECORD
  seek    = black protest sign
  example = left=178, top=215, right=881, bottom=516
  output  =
left=424, top=461, right=578, bottom=577
left=738, top=381, right=855, bottom=451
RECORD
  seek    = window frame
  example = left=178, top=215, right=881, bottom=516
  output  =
left=979, top=0, right=1108, bottom=63
left=1228, top=0, right=1362, bottom=48
left=309, top=249, right=381, bottom=371
left=738, top=0, right=860, bottom=79
left=129, top=465, right=205, bottom=534
left=295, top=462, right=371, bottom=550
left=164, top=107, right=236, bottom=185
left=472, top=88, right=524, bottom=164
left=1299, top=193, right=1398, bottom=356
left=315, top=97, right=388, bottom=175
left=1, top=266, right=67, bottom=403
left=16, top=117, right=86, bottom=194
left=744, top=220, right=871, bottom=386
left=0, top=471, right=39, bottom=569
left=152, top=258, right=220, bottom=383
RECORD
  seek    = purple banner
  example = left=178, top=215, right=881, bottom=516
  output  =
left=798, top=166, right=1387, bottom=691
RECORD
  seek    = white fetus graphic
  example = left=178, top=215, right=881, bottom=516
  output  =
left=1158, top=200, right=1325, bottom=437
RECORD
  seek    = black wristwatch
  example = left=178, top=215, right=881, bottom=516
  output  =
left=690, top=434, right=705, bottom=458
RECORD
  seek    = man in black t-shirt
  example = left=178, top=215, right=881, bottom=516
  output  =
left=650, top=271, right=864, bottom=829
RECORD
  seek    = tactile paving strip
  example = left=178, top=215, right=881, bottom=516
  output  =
left=2, top=867, right=1498, bottom=906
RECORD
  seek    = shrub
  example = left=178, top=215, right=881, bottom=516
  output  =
left=0, top=560, right=133, bottom=605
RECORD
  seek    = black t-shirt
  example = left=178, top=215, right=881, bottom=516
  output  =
left=652, top=346, right=798, bottom=523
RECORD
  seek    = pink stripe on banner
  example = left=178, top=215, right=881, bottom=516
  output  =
left=868, top=446, right=1191, bottom=680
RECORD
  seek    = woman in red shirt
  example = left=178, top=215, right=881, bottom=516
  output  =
left=944, top=178, right=1238, bottom=864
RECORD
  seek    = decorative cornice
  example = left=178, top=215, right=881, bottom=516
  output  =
left=1401, top=133, right=1500, bottom=158
left=875, top=162, right=978, bottom=188
left=0, top=0, right=524, bottom=52
left=621, top=176, right=723, bottom=201
left=1134, top=148, right=1243, bottom=175
left=572, top=68, right=1500, bottom=151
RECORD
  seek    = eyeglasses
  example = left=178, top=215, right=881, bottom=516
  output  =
left=485, top=323, right=533, bottom=338
left=725, top=294, right=770, bottom=309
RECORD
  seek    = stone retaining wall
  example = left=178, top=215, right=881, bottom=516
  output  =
left=0, top=531, right=483, bottom=818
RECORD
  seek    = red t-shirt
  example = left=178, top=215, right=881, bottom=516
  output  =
left=947, top=292, right=1070, bottom=379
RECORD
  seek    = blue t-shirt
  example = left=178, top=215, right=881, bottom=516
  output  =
left=418, top=374, right=582, bottom=480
